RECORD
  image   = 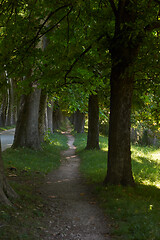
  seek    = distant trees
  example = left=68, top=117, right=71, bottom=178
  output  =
left=0, top=77, right=17, bottom=127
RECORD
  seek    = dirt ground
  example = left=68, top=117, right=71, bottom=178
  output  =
left=39, top=130, right=113, bottom=240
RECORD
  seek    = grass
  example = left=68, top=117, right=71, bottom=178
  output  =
left=74, top=132, right=160, bottom=240
left=3, top=132, right=68, bottom=175
left=0, top=131, right=68, bottom=240
left=0, top=125, right=15, bottom=132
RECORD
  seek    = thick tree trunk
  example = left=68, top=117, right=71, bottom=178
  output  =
left=103, top=0, right=142, bottom=186
left=38, top=91, right=47, bottom=142
left=69, top=114, right=75, bottom=125
left=104, top=43, right=137, bottom=186
left=53, top=108, right=63, bottom=131
left=86, top=94, right=100, bottom=150
left=104, top=67, right=135, bottom=185
left=0, top=92, right=7, bottom=127
left=12, top=87, right=41, bottom=150
left=74, top=110, right=85, bottom=133
left=0, top=140, right=18, bottom=205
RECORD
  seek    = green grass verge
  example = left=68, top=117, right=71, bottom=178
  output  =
left=0, top=132, right=68, bottom=240
left=74, top=132, right=160, bottom=240
left=0, top=125, right=15, bottom=132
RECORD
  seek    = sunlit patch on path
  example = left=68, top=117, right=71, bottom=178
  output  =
left=40, top=130, right=112, bottom=240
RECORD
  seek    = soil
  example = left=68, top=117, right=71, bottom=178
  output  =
left=39, top=130, right=113, bottom=240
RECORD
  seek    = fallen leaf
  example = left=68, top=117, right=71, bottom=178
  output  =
left=80, top=193, right=85, bottom=196
left=48, top=196, right=56, bottom=198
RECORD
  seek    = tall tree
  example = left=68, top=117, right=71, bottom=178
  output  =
left=104, top=0, right=160, bottom=185
left=38, top=90, right=48, bottom=142
left=12, top=86, right=41, bottom=150
left=86, top=93, right=100, bottom=150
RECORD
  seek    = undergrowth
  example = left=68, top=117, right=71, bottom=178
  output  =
left=74, top=132, right=160, bottom=240
left=0, top=132, right=68, bottom=240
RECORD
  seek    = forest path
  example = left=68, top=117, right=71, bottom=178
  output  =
left=40, top=129, right=112, bottom=240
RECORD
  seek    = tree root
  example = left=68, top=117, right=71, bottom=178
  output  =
left=0, top=173, right=18, bottom=206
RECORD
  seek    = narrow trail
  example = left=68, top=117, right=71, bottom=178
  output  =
left=40, top=130, right=112, bottom=240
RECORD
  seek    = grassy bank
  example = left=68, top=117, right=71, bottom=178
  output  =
left=0, top=125, right=15, bottom=132
left=0, top=132, right=68, bottom=240
left=74, top=132, right=160, bottom=240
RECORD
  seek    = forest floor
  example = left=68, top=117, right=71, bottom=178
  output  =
left=38, top=129, right=114, bottom=240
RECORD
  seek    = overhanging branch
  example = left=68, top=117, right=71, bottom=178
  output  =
left=64, top=34, right=106, bottom=82
left=108, top=0, right=117, bottom=17
left=153, top=0, right=160, bottom=4
left=27, top=5, right=73, bottom=50
left=39, top=7, right=73, bottom=39
left=145, top=21, right=160, bottom=32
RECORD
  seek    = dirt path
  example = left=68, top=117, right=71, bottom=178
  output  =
left=40, top=131, right=112, bottom=240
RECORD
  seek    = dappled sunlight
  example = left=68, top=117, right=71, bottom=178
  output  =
left=66, top=155, right=77, bottom=159
left=150, top=150, right=160, bottom=163
left=54, top=178, right=70, bottom=183
left=132, top=145, right=160, bottom=188
left=101, top=146, right=108, bottom=151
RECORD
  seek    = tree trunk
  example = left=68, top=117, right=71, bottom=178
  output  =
left=103, top=0, right=143, bottom=186
left=69, top=114, right=75, bottom=125
left=104, top=44, right=138, bottom=186
left=0, top=92, right=8, bottom=127
left=6, top=78, right=15, bottom=126
left=38, top=91, right=47, bottom=142
left=47, top=100, right=54, bottom=133
left=12, top=87, right=41, bottom=150
left=0, top=140, right=18, bottom=205
left=53, top=108, right=63, bottom=131
left=74, top=110, right=85, bottom=133
left=86, top=94, right=100, bottom=150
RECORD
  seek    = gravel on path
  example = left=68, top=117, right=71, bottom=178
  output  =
left=40, top=131, right=113, bottom=240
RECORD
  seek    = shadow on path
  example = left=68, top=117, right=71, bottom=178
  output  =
left=40, top=131, right=112, bottom=240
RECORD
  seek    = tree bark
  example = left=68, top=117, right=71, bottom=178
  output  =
left=74, top=110, right=85, bottom=133
left=104, top=1, right=143, bottom=186
left=38, top=91, right=47, bottom=142
left=47, top=100, right=54, bottom=133
left=12, top=87, right=41, bottom=150
left=104, top=62, right=135, bottom=186
left=86, top=94, right=100, bottom=150
left=53, top=108, right=63, bottom=131
left=0, top=140, right=18, bottom=205
left=6, top=78, right=15, bottom=126
left=0, top=91, right=7, bottom=127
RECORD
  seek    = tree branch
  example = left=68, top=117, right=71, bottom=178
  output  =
left=7, top=6, right=73, bottom=78
left=153, top=0, right=160, bottom=4
left=108, top=0, right=117, bottom=16
left=64, top=34, right=106, bottom=82
left=27, top=5, right=72, bottom=50
left=117, top=0, right=126, bottom=21
left=145, top=21, right=160, bottom=32
left=67, top=13, right=70, bottom=51
left=38, top=6, right=73, bottom=40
